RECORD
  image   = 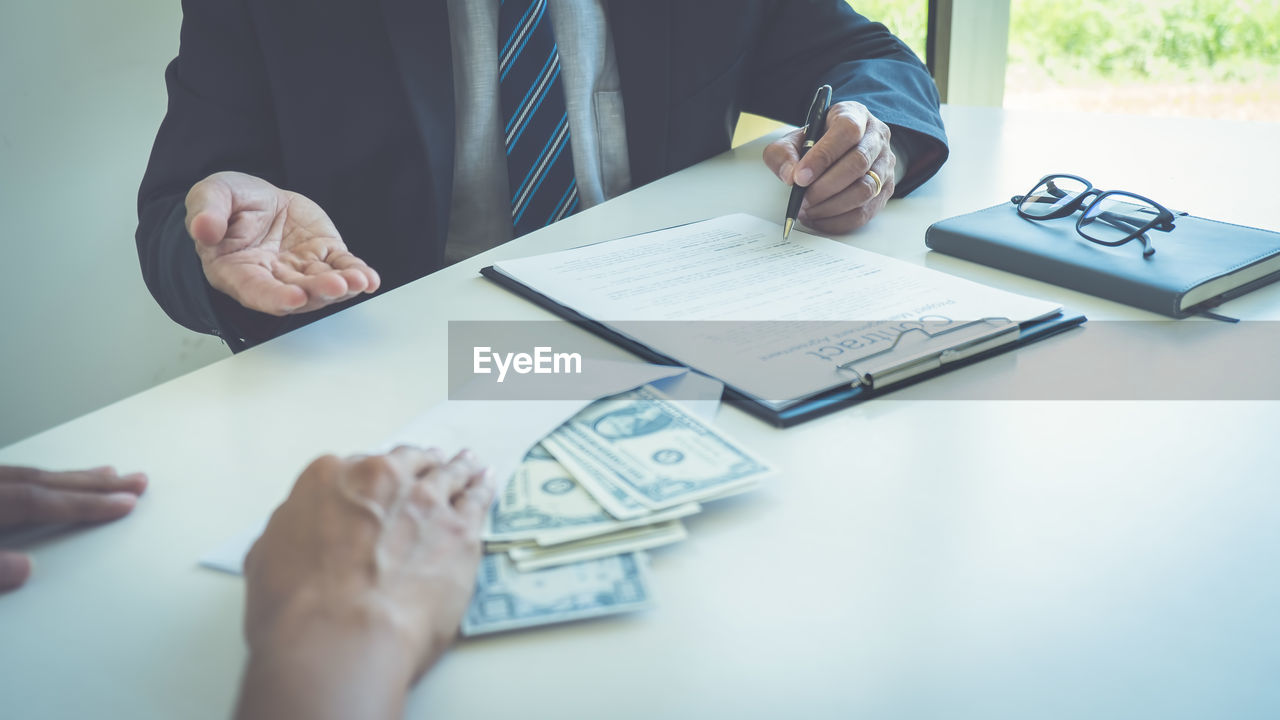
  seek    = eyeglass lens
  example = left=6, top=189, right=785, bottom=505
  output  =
left=1018, top=176, right=1089, bottom=218
left=1078, top=192, right=1161, bottom=244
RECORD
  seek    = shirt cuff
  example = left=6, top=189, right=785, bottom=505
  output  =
left=890, top=139, right=910, bottom=188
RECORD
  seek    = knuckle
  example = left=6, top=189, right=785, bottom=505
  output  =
left=350, top=456, right=403, bottom=498
left=764, top=148, right=787, bottom=174
left=450, top=515, right=483, bottom=551
left=435, top=511, right=471, bottom=542
left=184, top=181, right=205, bottom=207
left=855, top=145, right=876, bottom=168
left=302, top=455, right=342, bottom=485
left=312, top=454, right=343, bottom=472
left=410, top=480, right=442, bottom=508
left=389, top=444, right=420, bottom=458
left=810, top=145, right=840, bottom=170
left=8, top=483, right=38, bottom=518
left=835, top=108, right=866, bottom=131
left=355, top=455, right=395, bottom=477
left=443, top=513, right=468, bottom=537
left=832, top=103, right=862, bottom=122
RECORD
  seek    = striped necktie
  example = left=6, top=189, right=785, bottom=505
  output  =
left=499, top=0, right=579, bottom=237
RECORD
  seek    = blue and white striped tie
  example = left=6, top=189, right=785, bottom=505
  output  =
left=499, top=0, right=579, bottom=237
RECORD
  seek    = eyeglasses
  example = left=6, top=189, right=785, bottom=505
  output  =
left=1010, top=174, right=1184, bottom=258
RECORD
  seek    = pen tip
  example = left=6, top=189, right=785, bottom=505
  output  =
left=783, top=218, right=794, bottom=239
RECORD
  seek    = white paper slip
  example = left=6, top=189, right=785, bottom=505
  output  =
left=199, top=521, right=266, bottom=575
left=489, top=213, right=1063, bottom=409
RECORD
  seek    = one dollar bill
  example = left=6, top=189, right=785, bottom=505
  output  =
left=509, top=520, right=688, bottom=572
left=484, top=443, right=700, bottom=544
left=545, top=385, right=771, bottom=511
left=462, top=552, right=654, bottom=636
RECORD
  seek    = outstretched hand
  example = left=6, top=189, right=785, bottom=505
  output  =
left=764, top=100, right=897, bottom=235
left=185, top=171, right=381, bottom=316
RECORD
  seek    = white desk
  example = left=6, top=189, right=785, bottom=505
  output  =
left=3, top=107, right=1279, bottom=719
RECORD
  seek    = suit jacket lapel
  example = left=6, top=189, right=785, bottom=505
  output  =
left=380, top=0, right=456, bottom=244
left=608, top=0, right=671, bottom=187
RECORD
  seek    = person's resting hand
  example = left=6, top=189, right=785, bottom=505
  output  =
left=0, top=465, right=148, bottom=592
left=764, top=100, right=897, bottom=235
left=185, top=171, right=381, bottom=316
left=236, top=447, right=494, bottom=720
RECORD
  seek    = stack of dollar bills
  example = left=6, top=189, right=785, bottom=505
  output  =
left=461, top=385, right=773, bottom=636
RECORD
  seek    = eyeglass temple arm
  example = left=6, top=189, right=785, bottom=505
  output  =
left=1011, top=179, right=1076, bottom=205
left=1090, top=208, right=1177, bottom=233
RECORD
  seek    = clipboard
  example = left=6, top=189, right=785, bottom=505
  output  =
left=480, top=265, right=1086, bottom=428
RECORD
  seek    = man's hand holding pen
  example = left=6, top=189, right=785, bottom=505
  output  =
left=765, top=100, right=898, bottom=236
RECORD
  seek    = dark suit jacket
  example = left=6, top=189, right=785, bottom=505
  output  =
left=137, top=0, right=949, bottom=351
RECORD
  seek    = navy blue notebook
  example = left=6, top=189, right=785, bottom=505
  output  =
left=926, top=203, right=1280, bottom=317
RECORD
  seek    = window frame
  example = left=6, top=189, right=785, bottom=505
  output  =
left=927, top=0, right=1011, bottom=106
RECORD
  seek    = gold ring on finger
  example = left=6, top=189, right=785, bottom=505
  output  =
left=866, top=169, right=883, bottom=198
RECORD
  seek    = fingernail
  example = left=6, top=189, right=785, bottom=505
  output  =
left=0, top=552, right=34, bottom=591
left=106, top=492, right=139, bottom=508
left=124, top=473, right=149, bottom=494
left=779, top=162, right=794, bottom=184
left=795, top=168, right=814, bottom=186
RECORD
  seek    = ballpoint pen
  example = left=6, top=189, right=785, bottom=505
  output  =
left=783, top=84, right=832, bottom=239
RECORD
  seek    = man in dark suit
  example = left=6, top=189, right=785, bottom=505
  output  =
left=137, top=0, right=948, bottom=350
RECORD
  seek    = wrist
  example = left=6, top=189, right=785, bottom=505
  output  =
left=238, top=591, right=416, bottom=720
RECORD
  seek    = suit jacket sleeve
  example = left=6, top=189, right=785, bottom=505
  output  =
left=741, top=0, right=948, bottom=196
left=135, top=0, right=287, bottom=350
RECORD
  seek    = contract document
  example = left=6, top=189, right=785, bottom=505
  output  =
left=486, top=214, right=1067, bottom=414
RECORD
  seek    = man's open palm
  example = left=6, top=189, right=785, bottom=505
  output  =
left=185, top=171, right=380, bottom=316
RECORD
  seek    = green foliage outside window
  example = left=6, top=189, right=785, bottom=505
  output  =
left=853, top=0, right=1280, bottom=83
left=736, top=0, right=1277, bottom=143
left=1009, top=0, right=1280, bottom=82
